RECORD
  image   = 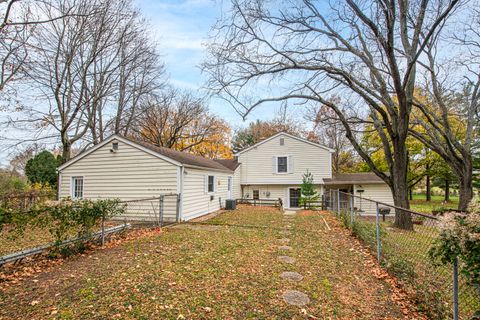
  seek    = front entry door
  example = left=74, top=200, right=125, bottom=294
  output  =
left=289, top=188, right=301, bottom=208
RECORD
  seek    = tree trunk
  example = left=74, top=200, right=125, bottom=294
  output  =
left=391, top=157, right=413, bottom=230
left=409, top=188, right=413, bottom=200
left=458, top=174, right=473, bottom=212
left=444, top=179, right=450, bottom=202
left=426, top=164, right=431, bottom=201
left=61, top=143, right=71, bottom=164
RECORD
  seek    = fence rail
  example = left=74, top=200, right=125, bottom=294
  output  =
left=0, top=191, right=56, bottom=211
left=0, top=223, right=130, bottom=267
left=327, top=189, right=479, bottom=320
left=118, top=193, right=181, bottom=226
left=236, top=198, right=282, bottom=207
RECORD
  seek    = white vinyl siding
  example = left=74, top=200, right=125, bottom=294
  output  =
left=232, top=165, right=242, bottom=199
left=182, top=168, right=229, bottom=220
left=59, top=139, right=179, bottom=221
left=353, top=184, right=394, bottom=215
left=239, top=133, right=332, bottom=184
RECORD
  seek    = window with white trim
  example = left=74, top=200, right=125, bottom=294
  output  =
left=72, top=177, right=84, bottom=199
left=208, top=175, right=215, bottom=193
left=277, top=156, right=288, bottom=173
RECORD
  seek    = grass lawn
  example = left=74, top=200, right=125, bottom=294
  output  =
left=410, top=194, right=459, bottom=213
left=0, top=206, right=409, bottom=319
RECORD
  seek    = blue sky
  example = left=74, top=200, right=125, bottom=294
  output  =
left=135, top=0, right=280, bottom=126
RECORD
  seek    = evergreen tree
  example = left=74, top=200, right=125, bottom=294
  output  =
left=25, top=151, right=61, bottom=186
left=300, top=170, right=319, bottom=209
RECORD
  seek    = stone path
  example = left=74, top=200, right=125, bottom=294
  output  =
left=282, top=290, right=310, bottom=306
left=277, top=210, right=310, bottom=307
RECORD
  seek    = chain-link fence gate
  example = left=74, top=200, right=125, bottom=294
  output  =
left=117, top=193, right=181, bottom=227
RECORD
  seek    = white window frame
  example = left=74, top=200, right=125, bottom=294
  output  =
left=71, top=176, right=84, bottom=199
left=207, top=175, right=215, bottom=193
left=276, top=156, right=289, bottom=174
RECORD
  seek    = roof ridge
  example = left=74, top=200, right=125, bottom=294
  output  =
left=119, top=135, right=233, bottom=172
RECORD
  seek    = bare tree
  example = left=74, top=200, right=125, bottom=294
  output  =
left=204, top=0, right=460, bottom=229
left=0, top=0, right=76, bottom=94
left=87, top=8, right=166, bottom=143
left=406, top=7, right=480, bottom=211
left=131, top=90, right=225, bottom=153
left=4, top=0, right=163, bottom=162
left=304, top=97, right=359, bottom=173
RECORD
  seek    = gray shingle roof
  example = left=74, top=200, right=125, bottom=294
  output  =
left=213, top=159, right=240, bottom=171
left=122, top=136, right=234, bottom=172
left=324, top=172, right=385, bottom=185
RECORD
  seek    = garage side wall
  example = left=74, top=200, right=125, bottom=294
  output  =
left=182, top=168, right=230, bottom=221
left=353, top=184, right=395, bottom=215
left=59, top=139, right=179, bottom=221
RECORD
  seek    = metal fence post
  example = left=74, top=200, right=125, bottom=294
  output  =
left=101, top=215, right=105, bottom=246
left=453, top=257, right=459, bottom=320
left=375, top=202, right=381, bottom=262
left=175, top=194, right=181, bottom=222
left=337, top=189, right=340, bottom=215
left=159, top=195, right=165, bottom=227
left=350, top=193, right=354, bottom=226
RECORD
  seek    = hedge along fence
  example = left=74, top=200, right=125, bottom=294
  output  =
left=0, top=199, right=125, bottom=253
left=0, top=189, right=56, bottom=212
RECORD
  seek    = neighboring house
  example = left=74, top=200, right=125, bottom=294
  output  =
left=57, top=132, right=394, bottom=221
left=233, top=132, right=394, bottom=213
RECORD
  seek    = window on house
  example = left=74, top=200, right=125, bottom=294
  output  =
left=253, top=190, right=259, bottom=200
left=72, top=177, right=84, bottom=199
left=280, top=138, right=284, bottom=146
left=208, top=175, right=215, bottom=193
left=277, top=156, right=288, bottom=173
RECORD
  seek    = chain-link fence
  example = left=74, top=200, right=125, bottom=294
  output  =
left=325, top=189, right=480, bottom=320
left=117, top=194, right=180, bottom=227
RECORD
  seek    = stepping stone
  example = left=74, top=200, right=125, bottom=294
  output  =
left=278, top=245, right=292, bottom=251
left=277, top=256, right=295, bottom=264
left=282, top=290, right=310, bottom=306
left=285, top=225, right=292, bottom=229
left=281, top=271, right=303, bottom=282
left=284, top=210, right=297, bottom=216
left=278, top=238, right=290, bottom=244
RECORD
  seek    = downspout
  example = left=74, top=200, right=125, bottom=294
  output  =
left=56, top=169, right=61, bottom=201
left=179, top=166, right=184, bottom=221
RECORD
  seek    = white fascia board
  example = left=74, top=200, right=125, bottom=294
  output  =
left=58, top=135, right=182, bottom=171
left=234, top=132, right=335, bottom=156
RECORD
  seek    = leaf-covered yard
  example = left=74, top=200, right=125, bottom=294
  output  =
left=0, top=206, right=419, bottom=319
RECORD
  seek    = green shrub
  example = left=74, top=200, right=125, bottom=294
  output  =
left=3, top=199, right=125, bottom=245
left=429, top=197, right=480, bottom=290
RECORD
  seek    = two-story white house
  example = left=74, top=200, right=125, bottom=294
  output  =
left=230, top=132, right=394, bottom=212
left=57, top=132, right=394, bottom=220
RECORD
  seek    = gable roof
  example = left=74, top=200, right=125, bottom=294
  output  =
left=324, top=172, right=386, bottom=185
left=58, top=135, right=233, bottom=173
left=214, top=159, right=240, bottom=171
left=130, top=138, right=233, bottom=172
left=234, top=132, right=335, bottom=156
